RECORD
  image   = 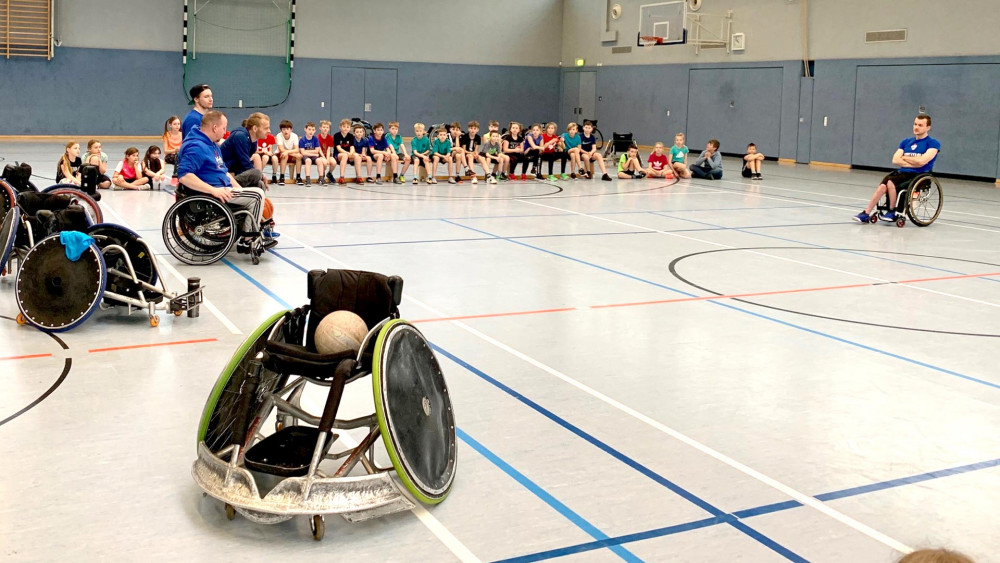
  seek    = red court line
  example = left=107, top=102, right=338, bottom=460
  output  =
left=410, top=271, right=1000, bottom=324
left=88, top=338, right=218, bottom=354
left=0, top=353, right=53, bottom=361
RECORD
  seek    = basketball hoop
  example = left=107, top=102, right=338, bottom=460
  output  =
left=639, top=35, right=662, bottom=47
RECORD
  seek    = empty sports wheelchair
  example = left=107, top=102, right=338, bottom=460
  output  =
left=192, top=268, right=457, bottom=540
left=162, top=185, right=274, bottom=266
left=869, top=173, right=943, bottom=228
left=604, top=131, right=637, bottom=160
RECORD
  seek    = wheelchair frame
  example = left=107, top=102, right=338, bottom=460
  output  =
left=162, top=191, right=266, bottom=266
left=870, top=173, right=943, bottom=228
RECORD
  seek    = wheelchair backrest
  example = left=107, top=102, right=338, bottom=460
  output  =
left=305, top=269, right=403, bottom=352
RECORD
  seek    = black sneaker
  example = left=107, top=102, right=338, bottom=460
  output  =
left=278, top=176, right=285, bottom=185
left=295, top=176, right=304, bottom=185
left=326, top=172, right=335, bottom=183
left=262, top=237, right=279, bottom=250
left=271, top=175, right=277, bottom=184
left=601, top=174, right=612, bottom=181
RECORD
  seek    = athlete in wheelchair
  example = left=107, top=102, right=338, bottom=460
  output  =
left=2, top=185, right=203, bottom=331
left=853, top=114, right=943, bottom=227
left=162, top=110, right=276, bottom=266
left=192, top=268, right=456, bottom=540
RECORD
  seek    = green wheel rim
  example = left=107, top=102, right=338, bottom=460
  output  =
left=197, top=310, right=288, bottom=447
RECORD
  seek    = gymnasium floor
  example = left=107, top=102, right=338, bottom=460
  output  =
left=2, top=141, right=998, bottom=562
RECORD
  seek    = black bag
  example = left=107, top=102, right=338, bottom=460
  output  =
left=2, top=162, right=35, bottom=193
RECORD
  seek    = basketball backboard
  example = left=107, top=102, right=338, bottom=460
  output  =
left=637, top=1, right=687, bottom=46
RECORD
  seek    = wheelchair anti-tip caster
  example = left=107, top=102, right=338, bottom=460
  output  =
left=225, top=504, right=236, bottom=521
left=896, top=217, right=906, bottom=228
left=16, top=313, right=26, bottom=325
left=310, top=515, right=325, bottom=541
left=869, top=214, right=878, bottom=224
left=150, top=315, right=160, bottom=327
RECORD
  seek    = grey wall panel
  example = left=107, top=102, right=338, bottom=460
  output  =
left=796, top=77, right=814, bottom=163
left=686, top=67, right=783, bottom=157
left=809, top=60, right=858, bottom=165
left=330, top=67, right=365, bottom=123
left=363, top=69, right=398, bottom=125
left=586, top=64, right=690, bottom=146
left=852, top=64, right=1000, bottom=178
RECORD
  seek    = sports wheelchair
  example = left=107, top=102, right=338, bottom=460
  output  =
left=605, top=131, right=637, bottom=161
left=2, top=191, right=203, bottom=331
left=162, top=185, right=274, bottom=266
left=192, top=268, right=457, bottom=540
left=868, top=173, right=943, bottom=228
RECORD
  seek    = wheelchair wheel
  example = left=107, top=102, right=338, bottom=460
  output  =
left=1, top=208, right=19, bottom=275
left=87, top=224, right=157, bottom=303
left=0, top=178, right=15, bottom=219
left=15, top=234, right=106, bottom=332
left=41, top=185, right=103, bottom=225
left=372, top=319, right=457, bottom=504
left=197, top=311, right=289, bottom=453
left=905, top=175, right=943, bottom=227
left=162, top=195, right=237, bottom=266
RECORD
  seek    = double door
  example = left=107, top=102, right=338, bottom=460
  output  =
left=561, top=71, right=597, bottom=125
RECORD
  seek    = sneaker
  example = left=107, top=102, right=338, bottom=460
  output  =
left=547, top=175, right=558, bottom=181
left=271, top=175, right=278, bottom=184
left=430, top=178, right=438, bottom=184
left=393, top=176, right=403, bottom=184
left=499, top=173, right=509, bottom=181
left=471, top=176, right=479, bottom=184
left=262, top=227, right=281, bottom=239
left=520, top=174, right=527, bottom=181
left=326, top=172, right=335, bottom=183
left=570, top=173, right=577, bottom=180
left=366, top=177, right=375, bottom=184
left=455, top=175, right=463, bottom=184
left=488, top=175, right=498, bottom=185
left=278, top=176, right=286, bottom=185
left=560, top=173, right=570, bottom=180
left=262, top=237, right=279, bottom=250
left=413, top=177, right=419, bottom=185
left=375, top=175, right=383, bottom=185
left=578, top=168, right=586, bottom=176
left=317, top=178, right=325, bottom=186
left=399, top=175, right=406, bottom=183
left=852, top=211, right=870, bottom=223
left=756, top=174, right=764, bottom=180
left=448, top=177, right=457, bottom=184
left=296, top=176, right=304, bottom=185
left=881, top=211, right=896, bottom=221
left=635, top=171, right=647, bottom=179
left=586, top=171, right=593, bottom=179
left=338, top=177, right=346, bottom=185
left=355, top=178, right=364, bottom=185
left=530, top=166, right=538, bottom=176
left=601, top=174, right=612, bottom=181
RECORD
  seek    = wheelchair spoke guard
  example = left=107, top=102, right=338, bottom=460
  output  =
left=0, top=179, right=15, bottom=219
left=15, top=234, right=106, bottom=332
left=0, top=208, right=19, bottom=274
left=198, top=310, right=289, bottom=453
left=87, top=223, right=158, bottom=302
left=372, top=319, right=456, bottom=504
left=41, top=186, right=103, bottom=225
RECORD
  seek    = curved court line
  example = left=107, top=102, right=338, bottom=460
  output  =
left=0, top=358, right=71, bottom=427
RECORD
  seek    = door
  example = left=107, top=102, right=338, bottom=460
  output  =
left=577, top=71, right=596, bottom=123
left=363, top=68, right=398, bottom=125
left=797, top=77, right=813, bottom=163
left=561, top=71, right=598, bottom=125
left=331, top=66, right=364, bottom=123
left=560, top=72, right=581, bottom=126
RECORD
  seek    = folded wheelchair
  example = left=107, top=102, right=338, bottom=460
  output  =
left=868, top=173, right=943, bottom=228
left=192, top=269, right=457, bottom=540
left=162, top=186, right=272, bottom=266
left=1, top=188, right=203, bottom=332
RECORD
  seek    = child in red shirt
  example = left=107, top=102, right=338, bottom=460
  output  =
left=645, top=142, right=674, bottom=179
left=317, top=119, right=336, bottom=183
left=540, top=121, right=568, bottom=181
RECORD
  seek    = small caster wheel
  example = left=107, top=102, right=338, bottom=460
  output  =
left=275, top=420, right=285, bottom=432
left=174, top=310, right=183, bottom=316
left=16, top=313, right=27, bottom=325
left=310, top=514, right=325, bottom=541
left=150, top=315, right=160, bottom=327
left=896, top=218, right=906, bottom=228
left=225, top=504, right=236, bottom=521
left=251, top=254, right=260, bottom=265
left=869, top=214, right=878, bottom=224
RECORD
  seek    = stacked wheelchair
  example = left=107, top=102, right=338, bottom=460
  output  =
left=162, top=185, right=273, bottom=265
left=869, top=173, right=944, bottom=228
left=1, top=179, right=203, bottom=331
left=192, top=268, right=457, bottom=540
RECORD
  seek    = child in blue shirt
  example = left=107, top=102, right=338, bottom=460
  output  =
left=367, top=122, right=395, bottom=185
left=351, top=124, right=373, bottom=185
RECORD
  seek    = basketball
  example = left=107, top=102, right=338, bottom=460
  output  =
left=314, top=310, right=368, bottom=355
left=262, top=198, right=274, bottom=220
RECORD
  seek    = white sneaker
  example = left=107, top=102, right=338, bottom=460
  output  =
left=488, top=176, right=498, bottom=184
left=471, top=176, right=479, bottom=184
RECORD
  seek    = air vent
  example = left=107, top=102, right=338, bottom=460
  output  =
left=865, top=29, right=907, bottom=43
left=611, top=46, right=633, bottom=54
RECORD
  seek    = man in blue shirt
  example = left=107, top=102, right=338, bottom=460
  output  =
left=182, top=84, right=214, bottom=139
left=177, top=110, right=274, bottom=248
left=854, top=114, right=940, bottom=223
left=220, top=112, right=270, bottom=189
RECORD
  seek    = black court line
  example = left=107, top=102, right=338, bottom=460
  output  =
left=670, top=247, right=1000, bottom=338
left=0, top=314, right=72, bottom=427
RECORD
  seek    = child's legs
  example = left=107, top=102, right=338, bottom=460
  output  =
left=316, top=156, right=327, bottom=176
left=302, top=157, right=313, bottom=178
left=500, top=154, right=510, bottom=173
left=556, top=151, right=568, bottom=173
left=432, top=155, right=441, bottom=176
left=364, top=155, right=373, bottom=176
left=374, top=153, right=385, bottom=175
left=389, top=153, right=399, bottom=174
left=672, top=162, right=690, bottom=178
left=399, top=155, right=410, bottom=175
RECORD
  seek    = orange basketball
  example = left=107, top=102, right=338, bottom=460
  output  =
left=262, top=198, right=274, bottom=220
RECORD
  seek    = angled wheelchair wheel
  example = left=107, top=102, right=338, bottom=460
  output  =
left=41, top=185, right=103, bottom=225
left=1, top=208, right=19, bottom=275
left=87, top=223, right=158, bottom=303
left=162, top=195, right=237, bottom=266
left=373, top=320, right=457, bottom=505
left=0, top=178, right=15, bottom=219
left=198, top=311, right=289, bottom=453
left=15, top=234, right=106, bottom=332
left=905, top=175, right=943, bottom=227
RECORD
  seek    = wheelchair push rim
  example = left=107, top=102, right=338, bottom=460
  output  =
left=41, top=185, right=103, bottom=225
left=905, top=175, right=943, bottom=227
left=0, top=178, right=15, bottom=219
left=198, top=310, right=289, bottom=452
left=87, top=223, right=158, bottom=303
left=162, top=194, right=237, bottom=266
left=15, top=234, right=107, bottom=332
left=372, top=319, right=457, bottom=505
left=1, top=208, right=19, bottom=275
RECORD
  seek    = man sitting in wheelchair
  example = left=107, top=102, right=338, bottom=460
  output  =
left=853, top=114, right=940, bottom=223
left=177, top=110, right=276, bottom=251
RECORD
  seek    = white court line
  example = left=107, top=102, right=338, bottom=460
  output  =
left=517, top=199, right=1000, bottom=310
left=280, top=230, right=914, bottom=555
left=98, top=200, right=242, bottom=335
left=280, top=232, right=480, bottom=563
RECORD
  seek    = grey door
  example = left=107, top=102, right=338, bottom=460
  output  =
left=363, top=68, right=398, bottom=125
left=797, top=77, right=813, bottom=163
left=577, top=71, right=597, bottom=123
left=561, top=72, right=581, bottom=126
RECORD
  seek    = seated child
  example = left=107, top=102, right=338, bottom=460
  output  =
left=332, top=118, right=356, bottom=184
left=410, top=123, right=433, bottom=185
left=689, top=139, right=723, bottom=180
left=298, top=121, right=326, bottom=185
left=502, top=122, right=528, bottom=180
left=645, top=142, right=675, bottom=179
left=55, top=141, right=82, bottom=185
left=256, top=130, right=278, bottom=183
left=274, top=120, right=301, bottom=185
left=460, top=121, right=485, bottom=184
left=317, top=120, right=336, bottom=183
left=742, top=142, right=764, bottom=180
left=386, top=121, right=411, bottom=184
left=448, top=122, right=465, bottom=183
left=431, top=127, right=455, bottom=184
left=112, top=147, right=150, bottom=190
left=479, top=131, right=507, bottom=184
left=617, top=145, right=645, bottom=179
left=561, top=123, right=583, bottom=179
left=142, top=145, right=170, bottom=189
left=352, top=123, right=374, bottom=184
left=580, top=120, right=611, bottom=181
left=367, top=122, right=397, bottom=185
left=540, top=121, right=568, bottom=181
left=83, top=139, right=112, bottom=189
left=670, top=133, right=691, bottom=179
left=524, top=123, right=544, bottom=178
left=163, top=116, right=182, bottom=168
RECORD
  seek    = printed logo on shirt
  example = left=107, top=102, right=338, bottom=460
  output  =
left=911, top=143, right=918, bottom=150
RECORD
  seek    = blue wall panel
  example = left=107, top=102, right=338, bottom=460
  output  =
left=686, top=67, right=783, bottom=157
left=796, top=77, right=814, bottom=163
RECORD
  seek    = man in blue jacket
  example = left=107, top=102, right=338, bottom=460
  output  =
left=220, top=112, right=269, bottom=189
left=177, top=110, right=274, bottom=249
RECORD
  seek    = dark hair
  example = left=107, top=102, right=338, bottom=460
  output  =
left=708, top=139, right=720, bottom=149
left=373, top=122, right=385, bottom=130
left=164, top=115, right=180, bottom=135
left=279, top=120, right=293, bottom=130
left=582, top=120, right=594, bottom=127
left=916, top=114, right=931, bottom=126
left=142, top=145, right=160, bottom=167
left=747, top=142, right=756, bottom=149
left=189, top=83, right=211, bottom=101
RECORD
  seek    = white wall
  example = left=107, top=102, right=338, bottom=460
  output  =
left=54, top=0, right=564, bottom=66
left=560, top=0, right=1000, bottom=67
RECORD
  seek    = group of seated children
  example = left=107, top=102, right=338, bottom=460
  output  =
left=56, top=140, right=172, bottom=191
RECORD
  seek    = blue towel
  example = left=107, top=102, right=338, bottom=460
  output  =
left=60, top=231, right=95, bottom=261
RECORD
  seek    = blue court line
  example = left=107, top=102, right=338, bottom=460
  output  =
left=441, top=218, right=1000, bottom=391
left=243, top=251, right=641, bottom=561
left=220, top=258, right=293, bottom=309
left=506, top=457, right=1000, bottom=562
left=433, top=345, right=808, bottom=563
left=458, top=429, right=642, bottom=562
